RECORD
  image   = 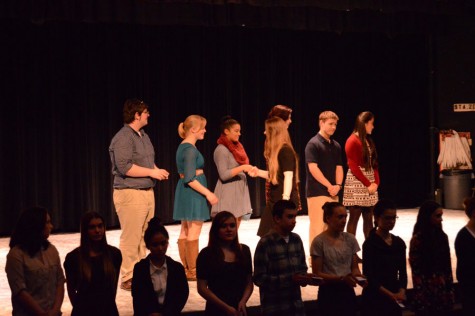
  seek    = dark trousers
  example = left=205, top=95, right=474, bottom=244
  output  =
left=460, top=283, right=475, bottom=316
left=317, top=283, right=357, bottom=316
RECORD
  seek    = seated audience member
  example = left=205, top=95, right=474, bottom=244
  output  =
left=311, top=202, right=366, bottom=316
left=362, top=199, right=407, bottom=316
left=409, top=200, right=454, bottom=315
left=6, top=206, right=65, bottom=315
left=455, top=197, right=475, bottom=316
left=254, top=200, right=320, bottom=316
left=132, top=217, right=189, bottom=316
left=64, top=211, right=122, bottom=316
left=197, top=211, right=253, bottom=315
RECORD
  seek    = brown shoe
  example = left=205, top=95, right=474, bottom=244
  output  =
left=120, top=279, right=132, bottom=291
left=185, top=240, right=199, bottom=281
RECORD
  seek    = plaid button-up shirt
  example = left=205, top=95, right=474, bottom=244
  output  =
left=253, top=230, right=308, bottom=316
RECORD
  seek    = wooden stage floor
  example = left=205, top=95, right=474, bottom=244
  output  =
left=0, top=208, right=468, bottom=315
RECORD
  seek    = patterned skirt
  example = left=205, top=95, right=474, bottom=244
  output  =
left=342, top=168, right=378, bottom=207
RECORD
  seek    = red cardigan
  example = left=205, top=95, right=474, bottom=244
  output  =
left=345, top=133, right=380, bottom=187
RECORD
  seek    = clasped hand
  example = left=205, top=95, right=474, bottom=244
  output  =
left=327, top=185, right=340, bottom=197
left=246, top=166, right=259, bottom=178
left=367, top=183, right=378, bottom=194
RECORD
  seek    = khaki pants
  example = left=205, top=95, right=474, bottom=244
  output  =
left=307, top=195, right=338, bottom=251
left=113, top=188, right=155, bottom=282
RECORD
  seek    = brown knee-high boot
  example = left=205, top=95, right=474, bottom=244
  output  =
left=185, top=239, right=199, bottom=281
left=177, top=238, right=188, bottom=273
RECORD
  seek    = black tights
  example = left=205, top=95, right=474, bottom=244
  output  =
left=346, top=206, right=374, bottom=239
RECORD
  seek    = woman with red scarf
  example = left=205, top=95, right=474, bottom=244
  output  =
left=211, top=116, right=253, bottom=228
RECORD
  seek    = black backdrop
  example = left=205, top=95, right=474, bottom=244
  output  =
left=0, top=19, right=435, bottom=235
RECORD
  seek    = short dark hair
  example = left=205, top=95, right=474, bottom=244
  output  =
left=272, top=200, right=296, bottom=218
left=123, top=98, right=148, bottom=124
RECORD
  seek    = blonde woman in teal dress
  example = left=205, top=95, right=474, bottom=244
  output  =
left=173, top=114, right=218, bottom=280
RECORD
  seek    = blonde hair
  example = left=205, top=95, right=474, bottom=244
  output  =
left=319, top=111, right=339, bottom=122
left=178, top=115, right=207, bottom=139
left=264, top=117, right=299, bottom=185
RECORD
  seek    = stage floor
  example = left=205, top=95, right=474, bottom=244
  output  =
left=0, top=208, right=468, bottom=316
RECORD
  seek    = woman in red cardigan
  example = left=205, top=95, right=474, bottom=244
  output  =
left=343, top=111, right=380, bottom=240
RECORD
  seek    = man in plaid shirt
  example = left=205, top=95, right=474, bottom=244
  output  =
left=253, top=200, right=320, bottom=315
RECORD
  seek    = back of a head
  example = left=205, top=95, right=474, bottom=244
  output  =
left=268, top=104, right=292, bottom=121
left=265, top=117, right=288, bottom=140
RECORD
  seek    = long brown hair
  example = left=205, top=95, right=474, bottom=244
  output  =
left=264, top=117, right=299, bottom=185
left=411, top=200, right=448, bottom=272
left=353, top=111, right=378, bottom=170
left=79, top=211, right=118, bottom=289
left=208, top=211, right=246, bottom=268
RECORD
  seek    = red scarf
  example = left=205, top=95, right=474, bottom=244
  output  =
left=217, top=134, right=249, bottom=165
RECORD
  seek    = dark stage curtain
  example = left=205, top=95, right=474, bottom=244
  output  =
left=0, top=18, right=433, bottom=235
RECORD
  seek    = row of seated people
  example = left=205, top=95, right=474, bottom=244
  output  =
left=5, top=197, right=475, bottom=316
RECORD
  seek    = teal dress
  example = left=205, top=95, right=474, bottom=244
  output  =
left=173, top=143, right=210, bottom=221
